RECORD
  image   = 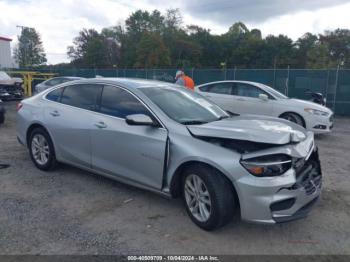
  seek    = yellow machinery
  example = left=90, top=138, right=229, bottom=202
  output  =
left=6, top=71, right=57, bottom=97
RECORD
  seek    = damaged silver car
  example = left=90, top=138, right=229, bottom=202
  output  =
left=17, top=78, right=322, bottom=230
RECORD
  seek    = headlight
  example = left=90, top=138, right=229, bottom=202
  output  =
left=240, top=154, right=292, bottom=177
left=304, top=108, right=329, bottom=117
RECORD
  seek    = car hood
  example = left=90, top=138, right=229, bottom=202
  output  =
left=0, top=79, right=16, bottom=86
left=187, top=115, right=308, bottom=145
left=289, top=98, right=333, bottom=113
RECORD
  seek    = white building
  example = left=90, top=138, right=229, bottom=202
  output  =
left=0, top=36, right=17, bottom=68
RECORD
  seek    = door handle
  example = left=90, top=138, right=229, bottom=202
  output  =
left=94, top=121, right=107, bottom=129
left=237, top=98, right=246, bottom=101
left=50, top=110, right=60, bottom=117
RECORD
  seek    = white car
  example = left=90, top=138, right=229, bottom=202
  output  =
left=195, top=80, right=334, bottom=134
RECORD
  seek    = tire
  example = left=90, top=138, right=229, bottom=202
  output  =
left=0, top=112, right=4, bottom=124
left=28, top=127, right=57, bottom=171
left=280, top=112, right=305, bottom=127
left=182, top=164, right=236, bottom=231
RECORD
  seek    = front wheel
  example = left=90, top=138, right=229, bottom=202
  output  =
left=280, top=112, right=305, bottom=127
left=182, top=165, right=236, bottom=230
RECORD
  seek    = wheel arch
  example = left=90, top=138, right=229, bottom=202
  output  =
left=279, top=111, right=306, bottom=128
left=169, top=160, right=240, bottom=205
left=26, top=123, right=53, bottom=148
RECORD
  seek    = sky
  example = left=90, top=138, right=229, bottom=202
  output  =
left=0, top=0, right=350, bottom=64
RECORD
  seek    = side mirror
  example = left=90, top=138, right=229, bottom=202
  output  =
left=259, top=94, right=268, bottom=101
left=125, top=114, right=155, bottom=126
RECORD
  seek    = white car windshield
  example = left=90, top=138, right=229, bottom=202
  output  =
left=140, top=86, right=229, bottom=125
left=258, top=83, right=288, bottom=99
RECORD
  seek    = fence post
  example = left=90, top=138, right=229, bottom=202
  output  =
left=233, top=66, right=236, bottom=80
left=225, top=68, right=227, bottom=80
left=333, top=65, right=340, bottom=113
left=286, top=65, right=290, bottom=96
left=191, top=68, right=194, bottom=79
left=325, top=69, right=329, bottom=105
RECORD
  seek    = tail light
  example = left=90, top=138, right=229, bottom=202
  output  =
left=16, top=102, right=23, bottom=112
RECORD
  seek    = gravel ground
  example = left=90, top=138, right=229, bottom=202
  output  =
left=0, top=101, right=349, bottom=255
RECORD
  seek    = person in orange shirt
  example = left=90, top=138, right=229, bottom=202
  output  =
left=175, top=70, right=195, bottom=90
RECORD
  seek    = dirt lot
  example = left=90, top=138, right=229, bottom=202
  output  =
left=0, top=101, right=349, bottom=255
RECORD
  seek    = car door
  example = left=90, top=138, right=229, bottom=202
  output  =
left=198, top=82, right=238, bottom=113
left=44, top=84, right=102, bottom=168
left=90, top=85, right=168, bottom=190
left=231, top=82, right=274, bottom=115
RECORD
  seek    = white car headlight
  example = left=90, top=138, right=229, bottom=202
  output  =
left=304, top=108, right=329, bottom=117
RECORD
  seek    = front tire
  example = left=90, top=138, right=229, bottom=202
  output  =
left=182, top=165, right=236, bottom=230
left=280, top=112, right=305, bottom=127
left=29, top=128, right=57, bottom=170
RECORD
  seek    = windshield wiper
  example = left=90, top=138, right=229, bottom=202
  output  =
left=181, top=120, right=208, bottom=125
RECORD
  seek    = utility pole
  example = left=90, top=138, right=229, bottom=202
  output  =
left=333, top=53, right=345, bottom=113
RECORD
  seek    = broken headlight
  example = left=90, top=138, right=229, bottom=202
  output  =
left=240, top=154, right=292, bottom=177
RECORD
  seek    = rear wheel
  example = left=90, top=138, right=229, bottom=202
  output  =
left=182, top=164, right=236, bottom=230
left=280, top=112, right=305, bottom=127
left=29, top=128, right=57, bottom=170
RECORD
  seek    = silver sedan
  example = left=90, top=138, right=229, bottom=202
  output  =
left=17, top=78, right=322, bottom=230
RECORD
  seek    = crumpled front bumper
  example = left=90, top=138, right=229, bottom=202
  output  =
left=235, top=134, right=322, bottom=224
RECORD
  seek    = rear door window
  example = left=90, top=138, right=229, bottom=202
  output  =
left=61, top=84, right=102, bottom=111
left=46, top=88, right=63, bottom=102
left=199, top=83, right=233, bottom=95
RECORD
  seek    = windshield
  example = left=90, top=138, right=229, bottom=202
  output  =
left=258, top=83, right=288, bottom=99
left=139, top=86, right=229, bottom=124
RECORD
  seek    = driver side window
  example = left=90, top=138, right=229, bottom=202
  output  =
left=233, top=83, right=271, bottom=99
left=98, top=85, right=152, bottom=119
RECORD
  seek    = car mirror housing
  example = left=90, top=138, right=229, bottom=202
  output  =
left=125, top=114, right=155, bottom=126
left=259, top=94, right=268, bottom=101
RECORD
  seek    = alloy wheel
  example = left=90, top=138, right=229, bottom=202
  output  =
left=184, top=174, right=212, bottom=222
left=31, top=134, right=50, bottom=165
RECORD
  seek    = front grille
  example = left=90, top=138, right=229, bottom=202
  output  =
left=292, top=150, right=322, bottom=195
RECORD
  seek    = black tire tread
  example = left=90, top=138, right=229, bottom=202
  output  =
left=182, top=164, right=236, bottom=230
left=29, top=127, right=57, bottom=171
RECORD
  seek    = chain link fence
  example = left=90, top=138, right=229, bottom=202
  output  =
left=9, top=68, right=350, bottom=116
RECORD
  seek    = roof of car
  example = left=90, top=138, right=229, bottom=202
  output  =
left=54, top=76, right=84, bottom=79
left=195, top=80, right=260, bottom=87
left=74, top=77, right=176, bottom=89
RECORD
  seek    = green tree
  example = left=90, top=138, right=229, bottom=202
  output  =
left=63, top=8, right=350, bottom=69
left=67, top=28, right=116, bottom=68
left=262, top=34, right=295, bottom=68
left=14, top=27, right=47, bottom=67
left=295, top=33, right=318, bottom=68
left=320, top=29, right=350, bottom=67
left=307, top=43, right=336, bottom=68
left=134, top=32, right=170, bottom=68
